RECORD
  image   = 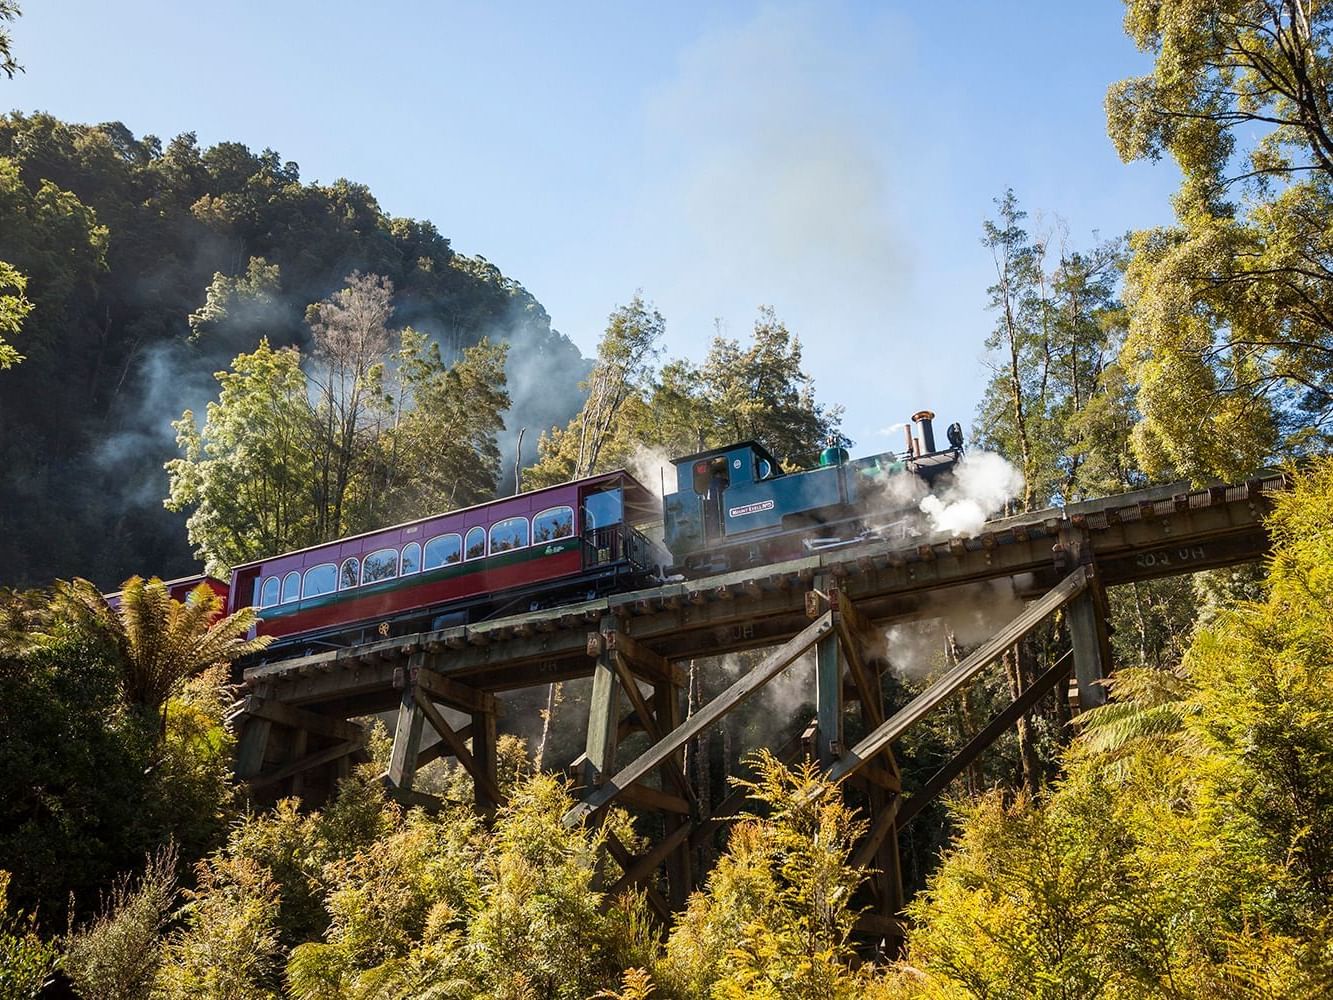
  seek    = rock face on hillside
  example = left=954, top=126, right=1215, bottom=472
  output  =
left=0, top=113, right=589, bottom=588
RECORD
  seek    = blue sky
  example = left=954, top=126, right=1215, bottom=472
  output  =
left=5, top=1, right=1179, bottom=450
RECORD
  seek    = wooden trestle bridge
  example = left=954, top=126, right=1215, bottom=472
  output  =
left=229, top=472, right=1287, bottom=943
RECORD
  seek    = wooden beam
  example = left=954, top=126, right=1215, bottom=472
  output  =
left=563, top=612, right=834, bottom=828
left=607, top=820, right=693, bottom=896
left=1067, top=583, right=1110, bottom=710
left=898, top=651, right=1073, bottom=826
left=604, top=831, right=670, bottom=919
left=416, top=695, right=506, bottom=807
left=248, top=739, right=361, bottom=790
left=826, top=568, right=1088, bottom=784
left=616, top=783, right=692, bottom=815
left=604, top=629, right=686, bottom=687
left=583, top=617, right=621, bottom=786
left=610, top=652, right=696, bottom=806
left=238, top=695, right=364, bottom=743
left=234, top=717, right=272, bottom=780
left=851, top=795, right=902, bottom=869
left=387, top=685, right=425, bottom=790
left=414, top=667, right=498, bottom=716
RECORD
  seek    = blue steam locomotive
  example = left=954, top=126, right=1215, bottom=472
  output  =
left=664, top=410, right=964, bottom=574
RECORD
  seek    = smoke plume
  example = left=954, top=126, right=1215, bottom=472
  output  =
left=918, top=451, right=1024, bottom=537
left=884, top=575, right=1033, bottom=679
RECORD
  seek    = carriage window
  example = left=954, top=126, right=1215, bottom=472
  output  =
left=281, top=571, right=301, bottom=604
left=401, top=542, right=420, bottom=575
left=465, top=526, right=487, bottom=560
left=533, top=506, right=574, bottom=542
left=339, top=557, right=360, bottom=591
left=303, top=563, right=337, bottom=598
left=489, top=516, right=529, bottom=554
left=424, top=533, right=462, bottom=569
left=583, top=488, right=623, bottom=529
left=260, top=576, right=280, bottom=608
left=362, top=548, right=398, bottom=585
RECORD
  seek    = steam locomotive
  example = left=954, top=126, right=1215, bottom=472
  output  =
left=167, top=411, right=962, bottom=653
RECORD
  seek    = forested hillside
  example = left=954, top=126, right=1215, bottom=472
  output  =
left=0, top=112, right=588, bottom=588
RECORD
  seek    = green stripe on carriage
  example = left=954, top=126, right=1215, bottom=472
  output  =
left=258, top=538, right=578, bottom=619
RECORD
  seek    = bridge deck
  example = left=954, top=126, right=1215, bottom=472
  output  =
left=240, top=472, right=1284, bottom=705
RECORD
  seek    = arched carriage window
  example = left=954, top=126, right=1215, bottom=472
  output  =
left=489, top=516, right=529, bottom=554
left=259, top=576, right=281, bottom=608
left=361, top=548, right=398, bottom=585
left=280, top=571, right=301, bottom=604
left=465, top=526, right=487, bottom=561
left=424, top=533, right=462, bottom=569
left=302, top=563, right=338, bottom=598
left=339, top=557, right=360, bottom=591
left=401, top=542, right=421, bottom=575
left=532, top=506, right=574, bottom=542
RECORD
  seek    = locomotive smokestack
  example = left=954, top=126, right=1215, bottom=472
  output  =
left=912, top=410, right=937, bottom=453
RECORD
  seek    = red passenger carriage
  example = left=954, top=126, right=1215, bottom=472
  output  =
left=226, top=471, right=665, bottom=652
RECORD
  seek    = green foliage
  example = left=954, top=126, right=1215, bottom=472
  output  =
left=0, top=582, right=250, bottom=923
left=528, top=304, right=840, bottom=488
left=0, top=2, right=20, bottom=80
left=155, top=855, right=283, bottom=1000
left=39, top=576, right=269, bottom=722
left=166, top=278, right=511, bottom=574
left=1108, top=1, right=1333, bottom=479
left=61, top=844, right=178, bottom=1000
left=975, top=190, right=1131, bottom=510
left=655, top=752, right=868, bottom=1000
left=0, top=258, right=31, bottom=369
left=0, top=871, right=57, bottom=1000
left=900, top=459, right=1333, bottom=998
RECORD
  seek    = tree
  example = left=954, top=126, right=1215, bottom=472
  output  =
left=0, top=259, right=30, bottom=369
left=1108, top=0, right=1333, bottom=480
left=306, top=272, right=395, bottom=540
left=574, top=294, right=665, bottom=478
left=166, top=339, right=317, bottom=574
left=40, top=576, right=268, bottom=725
left=0, top=2, right=20, bottom=80
left=975, top=192, right=1129, bottom=511
left=527, top=304, right=840, bottom=488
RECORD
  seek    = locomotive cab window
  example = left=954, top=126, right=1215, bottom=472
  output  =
left=302, top=563, right=337, bottom=598
left=583, top=488, right=623, bottom=529
left=489, top=516, right=529, bottom=554
left=401, top=542, right=421, bottom=575
left=362, top=548, right=398, bottom=585
left=281, top=571, right=301, bottom=604
left=260, top=576, right=281, bottom=608
left=424, top=533, right=462, bottom=569
left=339, top=557, right=360, bottom=591
left=533, top=506, right=574, bottom=542
left=465, top=526, right=486, bottom=561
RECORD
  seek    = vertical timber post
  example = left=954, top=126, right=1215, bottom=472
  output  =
left=1061, top=528, right=1111, bottom=710
left=472, top=707, right=499, bottom=812
left=234, top=682, right=273, bottom=781
left=1067, top=584, right=1111, bottom=709
left=653, top=672, right=694, bottom=909
left=814, top=576, right=843, bottom=766
left=388, top=662, right=425, bottom=792
left=583, top=615, right=621, bottom=787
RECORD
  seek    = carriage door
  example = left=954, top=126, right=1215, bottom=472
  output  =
left=582, top=486, right=624, bottom=566
left=693, top=457, right=731, bottom=543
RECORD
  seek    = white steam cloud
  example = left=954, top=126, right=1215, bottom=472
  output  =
left=884, top=575, right=1033, bottom=679
left=918, top=451, right=1024, bottom=537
